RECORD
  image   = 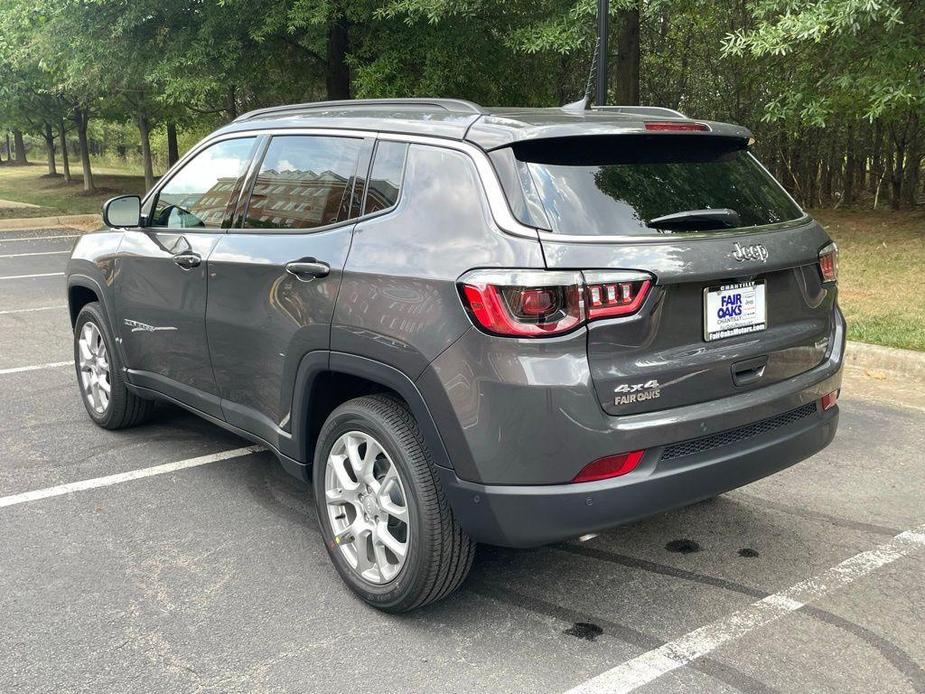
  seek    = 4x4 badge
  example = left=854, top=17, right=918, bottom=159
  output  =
left=614, top=380, right=661, bottom=406
left=732, top=242, right=769, bottom=263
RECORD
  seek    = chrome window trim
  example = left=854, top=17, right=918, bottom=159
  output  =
left=146, top=126, right=808, bottom=245
left=146, top=127, right=541, bottom=241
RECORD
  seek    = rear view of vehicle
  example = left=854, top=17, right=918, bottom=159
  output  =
left=69, top=100, right=844, bottom=612
left=433, top=112, right=844, bottom=547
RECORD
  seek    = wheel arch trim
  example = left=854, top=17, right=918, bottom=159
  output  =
left=67, top=274, right=131, bottom=369
left=289, top=351, right=455, bottom=472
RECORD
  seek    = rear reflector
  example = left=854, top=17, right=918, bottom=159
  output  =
left=572, top=450, right=645, bottom=483
left=821, top=390, right=839, bottom=411
left=645, top=121, right=710, bottom=132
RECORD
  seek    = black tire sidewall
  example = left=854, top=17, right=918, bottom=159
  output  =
left=312, top=402, right=432, bottom=610
left=73, top=302, right=126, bottom=428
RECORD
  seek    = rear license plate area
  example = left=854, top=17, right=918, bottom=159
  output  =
left=704, top=280, right=767, bottom=342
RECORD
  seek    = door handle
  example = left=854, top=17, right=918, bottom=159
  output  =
left=286, top=260, right=330, bottom=281
left=173, top=252, right=201, bottom=269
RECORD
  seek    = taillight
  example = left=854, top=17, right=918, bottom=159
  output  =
left=584, top=271, right=652, bottom=320
left=573, top=450, right=645, bottom=483
left=644, top=121, right=710, bottom=132
left=818, top=242, right=838, bottom=283
left=821, top=390, right=839, bottom=411
left=459, top=270, right=652, bottom=338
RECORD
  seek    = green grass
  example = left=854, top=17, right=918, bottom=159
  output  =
left=813, top=208, right=925, bottom=352
left=0, top=162, right=148, bottom=216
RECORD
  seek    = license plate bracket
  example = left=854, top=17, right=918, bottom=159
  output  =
left=703, top=280, right=767, bottom=342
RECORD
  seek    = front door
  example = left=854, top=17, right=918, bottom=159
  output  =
left=206, top=133, right=369, bottom=445
left=115, top=136, right=258, bottom=417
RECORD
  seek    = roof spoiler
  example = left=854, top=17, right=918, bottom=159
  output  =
left=590, top=105, right=688, bottom=119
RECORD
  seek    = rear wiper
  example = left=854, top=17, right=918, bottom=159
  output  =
left=646, top=208, right=741, bottom=231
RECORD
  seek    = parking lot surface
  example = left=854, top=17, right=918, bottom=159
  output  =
left=1, top=227, right=923, bottom=693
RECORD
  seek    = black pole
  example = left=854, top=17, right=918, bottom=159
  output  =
left=596, top=0, right=609, bottom=106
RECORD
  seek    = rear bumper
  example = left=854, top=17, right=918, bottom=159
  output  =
left=437, top=402, right=838, bottom=547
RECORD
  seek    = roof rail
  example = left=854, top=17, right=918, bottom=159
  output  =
left=591, top=105, right=688, bottom=119
left=235, top=98, right=484, bottom=122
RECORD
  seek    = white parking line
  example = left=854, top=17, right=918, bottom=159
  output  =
left=0, top=272, right=64, bottom=280
left=0, top=234, right=78, bottom=242
left=0, top=445, right=265, bottom=509
left=0, top=250, right=69, bottom=258
left=0, top=361, right=71, bottom=375
left=564, top=523, right=925, bottom=694
left=0, top=305, right=66, bottom=315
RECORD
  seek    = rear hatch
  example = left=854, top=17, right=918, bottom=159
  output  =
left=490, top=132, right=838, bottom=416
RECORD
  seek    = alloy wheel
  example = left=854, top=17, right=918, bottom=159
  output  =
left=78, top=321, right=111, bottom=415
left=324, top=431, right=411, bottom=584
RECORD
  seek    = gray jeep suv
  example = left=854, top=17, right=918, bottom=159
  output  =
left=66, top=98, right=844, bottom=611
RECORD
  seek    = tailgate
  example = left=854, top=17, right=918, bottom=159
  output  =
left=541, top=221, right=837, bottom=415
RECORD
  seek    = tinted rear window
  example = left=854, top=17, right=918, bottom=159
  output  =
left=505, top=135, right=803, bottom=236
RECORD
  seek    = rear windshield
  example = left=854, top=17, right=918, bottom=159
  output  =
left=499, top=135, right=803, bottom=236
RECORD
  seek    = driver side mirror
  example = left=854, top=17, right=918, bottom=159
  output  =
left=102, top=195, right=142, bottom=228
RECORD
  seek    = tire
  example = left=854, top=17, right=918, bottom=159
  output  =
left=73, top=302, right=155, bottom=429
left=313, top=394, right=475, bottom=612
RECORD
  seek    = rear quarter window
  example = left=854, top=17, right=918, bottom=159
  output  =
left=501, top=135, right=803, bottom=236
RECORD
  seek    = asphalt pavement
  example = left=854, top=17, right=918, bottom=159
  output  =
left=1, top=227, right=923, bottom=693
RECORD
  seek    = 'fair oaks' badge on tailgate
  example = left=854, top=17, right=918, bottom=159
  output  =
left=704, top=280, right=767, bottom=341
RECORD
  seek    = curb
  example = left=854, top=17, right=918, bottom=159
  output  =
left=0, top=214, right=102, bottom=232
left=846, top=341, right=925, bottom=381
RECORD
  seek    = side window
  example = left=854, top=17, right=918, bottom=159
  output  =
left=363, top=141, right=408, bottom=215
left=244, top=135, right=362, bottom=230
left=151, top=138, right=256, bottom=229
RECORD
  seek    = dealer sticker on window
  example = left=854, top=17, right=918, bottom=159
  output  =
left=704, top=280, right=767, bottom=341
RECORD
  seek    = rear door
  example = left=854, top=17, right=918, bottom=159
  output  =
left=117, top=136, right=257, bottom=417
left=206, top=133, right=371, bottom=444
left=498, top=133, right=837, bottom=416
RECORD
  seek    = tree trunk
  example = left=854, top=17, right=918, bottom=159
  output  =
left=902, top=138, right=921, bottom=208
left=43, top=122, right=57, bottom=176
left=326, top=15, right=351, bottom=100
left=73, top=108, right=95, bottom=194
left=870, top=122, right=883, bottom=195
left=821, top=136, right=835, bottom=206
left=4, top=133, right=10, bottom=163
left=890, top=143, right=904, bottom=210
left=166, top=121, right=179, bottom=167
left=137, top=112, right=155, bottom=191
left=12, top=129, right=28, bottom=165
left=844, top=127, right=856, bottom=205
left=226, top=85, right=238, bottom=120
left=59, top=120, right=72, bottom=184
left=614, top=4, right=641, bottom=105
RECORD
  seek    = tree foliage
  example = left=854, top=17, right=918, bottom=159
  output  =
left=0, top=0, right=921, bottom=207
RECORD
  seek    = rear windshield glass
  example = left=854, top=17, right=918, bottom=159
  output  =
left=506, top=135, right=803, bottom=236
